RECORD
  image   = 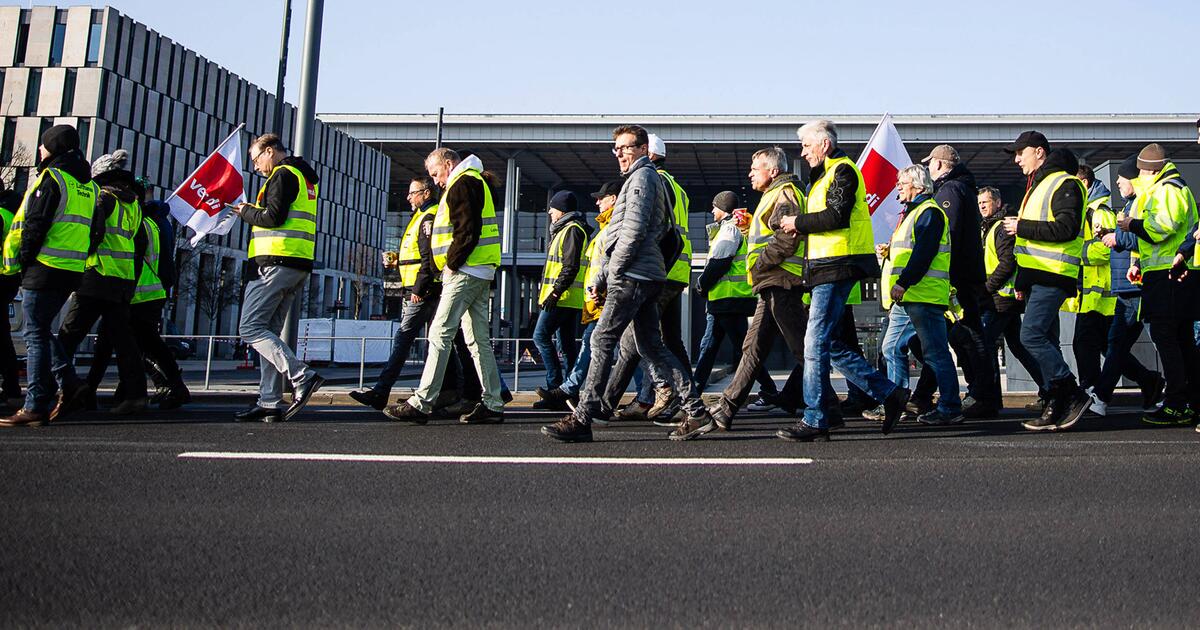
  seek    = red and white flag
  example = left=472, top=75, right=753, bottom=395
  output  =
left=168, top=123, right=246, bottom=246
left=856, top=113, right=912, bottom=244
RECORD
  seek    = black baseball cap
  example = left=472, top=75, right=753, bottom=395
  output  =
left=590, top=180, right=622, bottom=199
left=1003, top=131, right=1050, bottom=154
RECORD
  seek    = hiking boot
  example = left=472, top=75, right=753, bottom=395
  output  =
left=646, top=386, right=677, bottom=419
left=460, top=403, right=504, bottom=424
left=776, top=421, right=830, bottom=442
left=1141, top=406, right=1194, bottom=426
left=349, top=389, right=388, bottom=411
left=917, top=409, right=965, bottom=426
left=616, top=402, right=651, bottom=422
left=709, top=399, right=735, bottom=431
left=383, top=401, right=429, bottom=425
left=881, top=387, right=911, bottom=435
left=1140, top=373, right=1165, bottom=412
left=541, top=415, right=593, bottom=443
left=651, top=397, right=684, bottom=427
left=668, top=412, right=716, bottom=441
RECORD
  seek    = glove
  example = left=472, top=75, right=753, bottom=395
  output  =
left=541, top=293, right=559, bottom=311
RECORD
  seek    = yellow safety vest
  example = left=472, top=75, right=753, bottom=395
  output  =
left=746, top=179, right=807, bottom=285
left=983, top=220, right=1016, bottom=299
left=1069, top=197, right=1116, bottom=315
left=1014, top=171, right=1086, bottom=280
left=539, top=221, right=588, bottom=309
left=881, top=198, right=951, bottom=309
left=581, top=221, right=609, bottom=325
left=1134, top=163, right=1197, bottom=273
left=1, top=168, right=98, bottom=274
left=708, top=226, right=753, bottom=301
left=431, top=168, right=500, bottom=270
left=0, top=207, right=14, bottom=276
left=804, top=155, right=875, bottom=270
left=247, top=164, right=318, bottom=260
left=396, top=203, right=437, bottom=288
left=132, top=217, right=167, bottom=304
left=658, top=168, right=692, bottom=284
left=87, top=191, right=141, bottom=281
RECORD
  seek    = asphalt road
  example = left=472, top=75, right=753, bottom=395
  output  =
left=2, top=403, right=1198, bottom=628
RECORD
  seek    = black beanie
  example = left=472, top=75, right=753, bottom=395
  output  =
left=41, top=124, right=80, bottom=156
left=712, top=191, right=739, bottom=213
left=1117, top=155, right=1139, bottom=180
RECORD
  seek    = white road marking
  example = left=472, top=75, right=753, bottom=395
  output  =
left=177, top=452, right=814, bottom=466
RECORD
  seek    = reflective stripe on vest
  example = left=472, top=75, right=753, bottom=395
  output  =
left=983, top=221, right=1016, bottom=298
left=881, top=198, right=951, bottom=309
left=709, top=229, right=753, bottom=301
left=248, top=164, right=318, bottom=260
left=539, top=221, right=588, bottom=309
left=805, top=155, right=876, bottom=272
left=746, top=179, right=807, bottom=285
left=397, top=204, right=436, bottom=288
left=1135, top=164, right=1197, bottom=272
left=1013, top=171, right=1086, bottom=280
left=132, top=217, right=167, bottom=304
left=658, top=168, right=692, bottom=284
left=431, top=168, right=501, bottom=270
left=1, top=168, right=98, bottom=274
left=87, top=191, right=141, bottom=281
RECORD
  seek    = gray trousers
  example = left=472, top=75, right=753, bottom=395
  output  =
left=239, top=264, right=316, bottom=409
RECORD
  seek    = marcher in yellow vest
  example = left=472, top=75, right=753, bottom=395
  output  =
left=385, top=148, right=506, bottom=425
left=535, top=181, right=620, bottom=412
left=1115, top=144, right=1200, bottom=424
left=350, top=176, right=456, bottom=412
left=49, top=149, right=152, bottom=420
left=706, top=149, right=813, bottom=432
left=878, top=165, right=961, bottom=426
left=533, top=191, right=589, bottom=396
left=1065, top=165, right=1119, bottom=402
left=0, top=183, right=23, bottom=409
left=1, top=125, right=100, bottom=427
left=776, top=120, right=905, bottom=441
left=230, top=133, right=325, bottom=423
left=1000, top=131, right=1091, bottom=432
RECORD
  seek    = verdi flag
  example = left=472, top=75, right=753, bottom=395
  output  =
left=167, top=123, right=246, bottom=246
left=856, top=113, right=912, bottom=244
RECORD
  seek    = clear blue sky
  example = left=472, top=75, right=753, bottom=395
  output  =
left=60, top=0, right=1200, bottom=116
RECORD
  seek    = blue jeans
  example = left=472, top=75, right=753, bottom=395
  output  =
left=372, top=297, right=439, bottom=395
left=22, top=287, right=72, bottom=414
left=1018, top=284, right=1072, bottom=387
left=803, top=280, right=898, bottom=428
left=532, top=306, right=579, bottom=389
left=885, top=303, right=960, bottom=414
left=559, top=320, right=596, bottom=396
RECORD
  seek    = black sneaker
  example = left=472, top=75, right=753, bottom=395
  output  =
left=1023, top=398, right=1060, bottom=431
left=918, top=409, right=965, bottom=426
left=1140, top=373, right=1165, bottom=413
left=542, top=415, right=593, bottom=443
left=349, top=389, right=388, bottom=411
left=1024, top=398, right=1048, bottom=413
left=668, top=412, right=716, bottom=441
left=962, top=396, right=999, bottom=419
left=532, top=397, right=569, bottom=411
left=776, top=421, right=830, bottom=442
left=1056, top=387, right=1090, bottom=431
left=881, top=387, right=911, bottom=435
left=383, top=401, right=429, bottom=425
left=460, top=403, right=504, bottom=424
left=1141, top=406, right=1194, bottom=426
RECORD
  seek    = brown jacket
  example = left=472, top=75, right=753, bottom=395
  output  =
left=749, top=174, right=807, bottom=293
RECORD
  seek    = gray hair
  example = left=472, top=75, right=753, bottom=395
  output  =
left=751, top=146, right=788, bottom=173
left=897, top=164, right=934, bottom=193
left=796, top=119, right=838, bottom=148
left=426, top=147, right=460, bottom=165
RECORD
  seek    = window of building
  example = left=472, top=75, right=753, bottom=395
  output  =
left=14, top=11, right=30, bottom=66
left=24, top=69, right=41, bottom=114
left=61, top=68, right=76, bottom=116
left=86, top=12, right=103, bottom=65
left=77, top=119, right=90, bottom=155
left=1, top=119, right=17, bottom=165
left=49, top=12, right=67, bottom=66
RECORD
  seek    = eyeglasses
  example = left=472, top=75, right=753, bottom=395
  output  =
left=611, top=143, right=644, bottom=157
left=406, top=188, right=430, bottom=197
left=249, top=149, right=268, bottom=164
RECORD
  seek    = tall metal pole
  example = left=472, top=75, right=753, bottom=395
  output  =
left=272, top=0, right=292, bottom=130
left=435, top=107, right=444, bottom=149
left=278, top=0, right=323, bottom=395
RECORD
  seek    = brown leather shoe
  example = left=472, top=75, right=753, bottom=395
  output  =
left=0, top=409, right=49, bottom=427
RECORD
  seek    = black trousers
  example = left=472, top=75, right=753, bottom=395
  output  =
left=57, top=294, right=146, bottom=398
left=1142, top=272, right=1200, bottom=409
left=88, top=300, right=184, bottom=398
left=0, top=279, right=21, bottom=398
left=603, top=283, right=691, bottom=409
left=1071, top=311, right=1111, bottom=391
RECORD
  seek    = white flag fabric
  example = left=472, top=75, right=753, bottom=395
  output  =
left=167, top=123, right=246, bottom=246
left=855, top=114, right=912, bottom=244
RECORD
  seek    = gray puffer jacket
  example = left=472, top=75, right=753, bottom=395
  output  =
left=599, top=156, right=670, bottom=285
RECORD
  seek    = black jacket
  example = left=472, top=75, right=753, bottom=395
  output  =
left=981, top=208, right=1020, bottom=313
left=19, top=149, right=95, bottom=291
left=895, top=194, right=945, bottom=291
left=932, top=162, right=986, bottom=291
left=440, top=170, right=499, bottom=273
left=543, top=212, right=589, bottom=308
left=143, top=200, right=177, bottom=292
left=240, top=156, right=320, bottom=273
left=1014, top=148, right=1083, bottom=293
left=793, top=149, right=880, bottom=287
left=407, top=201, right=440, bottom=300
left=78, top=169, right=146, bottom=303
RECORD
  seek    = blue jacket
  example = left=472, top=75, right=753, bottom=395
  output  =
left=1109, top=195, right=1138, bottom=295
left=896, top=193, right=946, bottom=290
